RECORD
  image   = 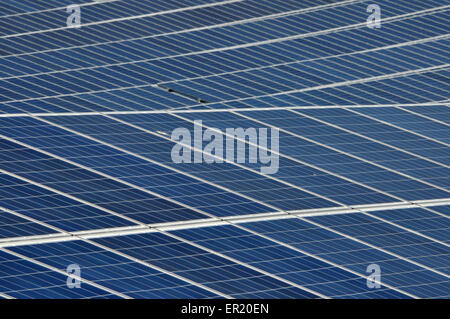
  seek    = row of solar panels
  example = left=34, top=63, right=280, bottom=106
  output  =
left=0, top=0, right=239, bottom=34
left=2, top=34, right=450, bottom=99
left=0, top=0, right=255, bottom=16
left=1, top=10, right=448, bottom=113
left=1, top=4, right=447, bottom=77
left=1, top=0, right=93, bottom=16
left=1, top=1, right=448, bottom=67
left=1, top=0, right=325, bottom=36
left=0, top=0, right=358, bottom=54
left=0, top=202, right=450, bottom=298
left=1, top=204, right=449, bottom=299
left=1, top=67, right=449, bottom=112
left=0, top=106, right=449, bottom=230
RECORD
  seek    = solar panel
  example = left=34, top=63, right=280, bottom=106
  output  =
left=0, top=0, right=449, bottom=300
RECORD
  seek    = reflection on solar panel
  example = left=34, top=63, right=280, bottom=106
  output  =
left=0, top=0, right=449, bottom=299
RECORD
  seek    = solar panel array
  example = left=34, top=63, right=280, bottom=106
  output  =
left=0, top=0, right=449, bottom=299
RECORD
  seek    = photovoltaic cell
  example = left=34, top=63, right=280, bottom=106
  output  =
left=0, top=249, right=119, bottom=298
left=368, top=207, right=450, bottom=243
left=0, top=138, right=207, bottom=224
left=94, top=232, right=319, bottom=298
left=0, top=116, right=275, bottom=218
left=172, top=224, right=409, bottom=298
left=0, top=173, right=136, bottom=232
left=0, top=209, right=56, bottom=238
left=44, top=114, right=337, bottom=212
left=9, top=240, right=223, bottom=299
left=244, top=217, right=450, bottom=298
left=307, top=213, right=450, bottom=275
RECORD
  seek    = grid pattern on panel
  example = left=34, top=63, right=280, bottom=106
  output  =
left=0, top=0, right=449, bottom=299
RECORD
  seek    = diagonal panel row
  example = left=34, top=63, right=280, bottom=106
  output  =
left=0, top=115, right=337, bottom=212
left=1, top=109, right=447, bottom=239
left=2, top=203, right=449, bottom=298
left=159, top=38, right=450, bottom=104
left=0, top=137, right=211, bottom=225
left=0, top=0, right=356, bottom=55
left=354, top=106, right=450, bottom=145
left=1, top=11, right=448, bottom=114
left=141, top=110, right=449, bottom=201
left=1, top=2, right=447, bottom=77
left=0, top=0, right=94, bottom=17
left=0, top=0, right=240, bottom=35
left=0, top=248, right=123, bottom=298
left=190, top=67, right=450, bottom=110
left=1, top=7, right=448, bottom=82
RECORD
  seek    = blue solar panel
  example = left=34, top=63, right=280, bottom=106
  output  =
left=0, top=116, right=276, bottom=217
left=353, top=106, right=450, bottom=144
left=0, top=0, right=448, bottom=299
left=0, top=250, right=119, bottom=298
left=431, top=205, right=450, bottom=217
left=0, top=208, right=56, bottom=238
left=0, top=0, right=93, bottom=15
left=0, top=138, right=207, bottom=224
left=9, top=240, right=223, bottom=299
left=94, top=232, right=318, bottom=298
left=43, top=114, right=336, bottom=211
left=0, top=0, right=241, bottom=36
left=228, top=110, right=449, bottom=201
left=171, top=224, right=409, bottom=298
left=307, top=213, right=450, bottom=275
left=368, top=207, right=450, bottom=243
left=0, top=173, right=136, bottom=232
left=244, top=216, right=450, bottom=298
left=405, top=106, right=450, bottom=123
